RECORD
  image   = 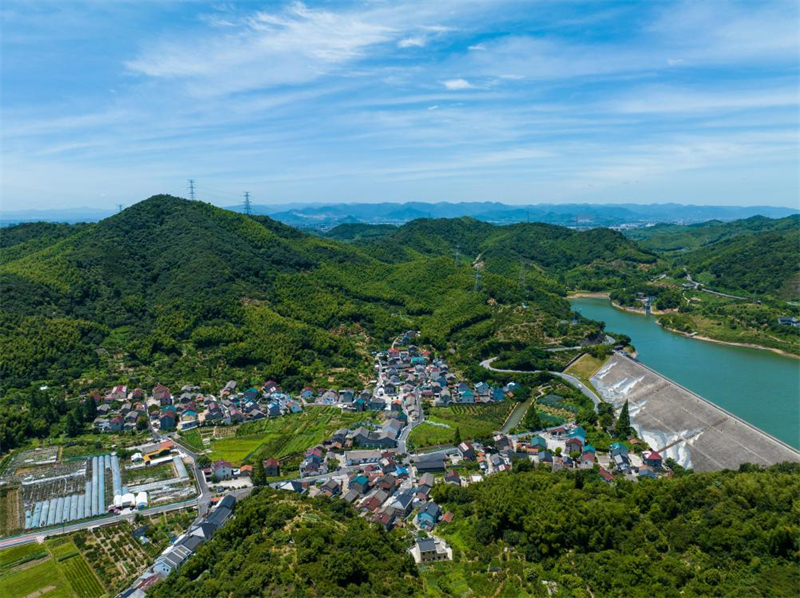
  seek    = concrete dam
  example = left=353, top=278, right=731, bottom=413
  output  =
left=591, top=353, right=800, bottom=472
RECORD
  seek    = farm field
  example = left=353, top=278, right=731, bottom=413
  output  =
left=178, top=430, right=205, bottom=452
left=407, top=403, right=516, bottom=449
left=71, top=509, right=196, bottom=595
left=209, top=408, right=379, bottom=466
left=0, top=485, right=22, bottom=537
left=123, top=462, right=175, bottom=485
left=0, top=537, right=104, bottom=598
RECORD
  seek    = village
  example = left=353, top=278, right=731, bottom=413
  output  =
left=1, top=331, right=674, bottom=598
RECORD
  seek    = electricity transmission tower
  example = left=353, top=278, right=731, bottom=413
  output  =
left=244, top=192, right=252, bottom=216
left=116, top=204, right=124, bottom=213
left=474, top=269, right=481, bottom=292
left=519, top=258, right=526, bottom=294
left=454, top=244, right=460, bottom=267
left=188, top=179, right=196, bottom=200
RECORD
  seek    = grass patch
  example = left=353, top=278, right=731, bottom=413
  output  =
left=0, top=543, right=46, bottom=571
left=565, top=352, right=606, bottom=381
left=208, top=434, right=266, bottom=466
left=178, top=430, right=205, bottom=452
left=0, top=557, right=73, bottom=598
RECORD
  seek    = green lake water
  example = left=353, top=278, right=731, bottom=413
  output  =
left=570, top=297, right=800, bottom=449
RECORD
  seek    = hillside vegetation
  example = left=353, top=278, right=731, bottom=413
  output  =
left=148, top=487, right=421, bottom=597
left=328, top=217, right=657, bottom=291
left=429, top=463, right=800, bottom=597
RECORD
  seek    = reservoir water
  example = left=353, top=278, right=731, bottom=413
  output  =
left=570, top=297, right=800, bottom=449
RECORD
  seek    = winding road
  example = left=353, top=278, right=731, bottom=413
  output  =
left=479, top=357, right=601, bottom=407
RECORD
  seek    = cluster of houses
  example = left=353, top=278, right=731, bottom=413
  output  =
left=377, top=343, right=520, bottom=408
left=91, top=385, right=148, bottom=433
left=277, top=449, right=458, bottom=538
left=119, top=496, right=236, bottom=598
left=90, top=380, right=304, bottom=435
left=501, top=423, right=668, bottom=481
left=293, top=415, right=409, bottom=477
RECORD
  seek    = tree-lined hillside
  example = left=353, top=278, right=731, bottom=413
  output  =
left=149, top=487, right=420, bottom=597
left=430, top=463, right=800, bottom=597
left=328, top=217, right=657, bottom=291
left=0, top=196, right=596, bottom=399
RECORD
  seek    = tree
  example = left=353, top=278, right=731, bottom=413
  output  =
left=615, top=400, right=631, bottom=438
left=454, top=427, right=462, bottom=445
left=136, top=415, right=149, bottom=431
left=84, top=397, right=97, bottom=421
left=522, top=405, right=542, bottom=432
left=577, top=408, right=597, bottom=427
left=597, top=402, right=614, bottom=429
left=65, top=411, right=80, bottom=437
left=252, top=462, right=266, bottom=487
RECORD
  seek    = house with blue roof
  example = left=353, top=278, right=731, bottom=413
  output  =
left=530, top=435, right=548, bottom=451
left=417, top=502, right=442, bottom=529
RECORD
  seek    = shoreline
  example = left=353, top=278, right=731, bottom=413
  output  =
left=662, top=326, right=800, bottom=360
left=567, top=291, right=610, bottom=299
left=570, top=295, right=800, bottom=360
left=610, top=301, right=676, bottom=317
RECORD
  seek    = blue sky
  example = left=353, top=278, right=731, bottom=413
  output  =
left=1, top=0, right=798, bottom=211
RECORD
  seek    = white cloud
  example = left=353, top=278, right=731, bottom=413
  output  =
left=468, top=43, right=486, bottom=51
left=442, top=78, right=474, bottom=90
left=398, top=36, right=426, bottom=48
left=125, top=2, right=396, bottom=94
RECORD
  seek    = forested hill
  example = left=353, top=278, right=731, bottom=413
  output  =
left=625, top=214, right=800, bottom=253
left=326, top=217, right=656, bottom=290
left=429, top=463, right=800, bottom=597
left=678, top=226, right=800, bottom=298
left=149, top=487, right=421, bottom=597
left=0, top=195, right=596, bottom=407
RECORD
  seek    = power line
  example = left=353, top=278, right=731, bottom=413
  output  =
left=188, top=179, right=196, bottom=201
left=243, top=192, right=251, bottom=216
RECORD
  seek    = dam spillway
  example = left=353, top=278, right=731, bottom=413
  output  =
left=591, top=353, right=800, bottom=472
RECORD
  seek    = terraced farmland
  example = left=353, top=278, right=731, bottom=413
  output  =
left=209, top=408, right=380, bottom=466
left=408, top=402, right=517, bottom=449
left=0, top=538, right=104, bottom=598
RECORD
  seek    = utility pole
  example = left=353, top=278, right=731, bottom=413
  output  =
left=243, top=192, right=251, bottom=216
left=116, top=204, right=124, bottom=214
left=188, top=179, right=196, bottom=201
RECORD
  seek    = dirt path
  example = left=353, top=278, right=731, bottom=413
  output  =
left=23, top=585, right=55, bottom=598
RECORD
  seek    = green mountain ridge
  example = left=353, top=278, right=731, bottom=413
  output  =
left=0, top=195, right=594, bottom=403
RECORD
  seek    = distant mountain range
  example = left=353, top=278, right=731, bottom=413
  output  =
left=2, top=201, right=796, bottom=228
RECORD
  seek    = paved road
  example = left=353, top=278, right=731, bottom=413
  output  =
left=0, top=498, right=199, bottom=551
left=479, top=357, right=601, bottom=407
